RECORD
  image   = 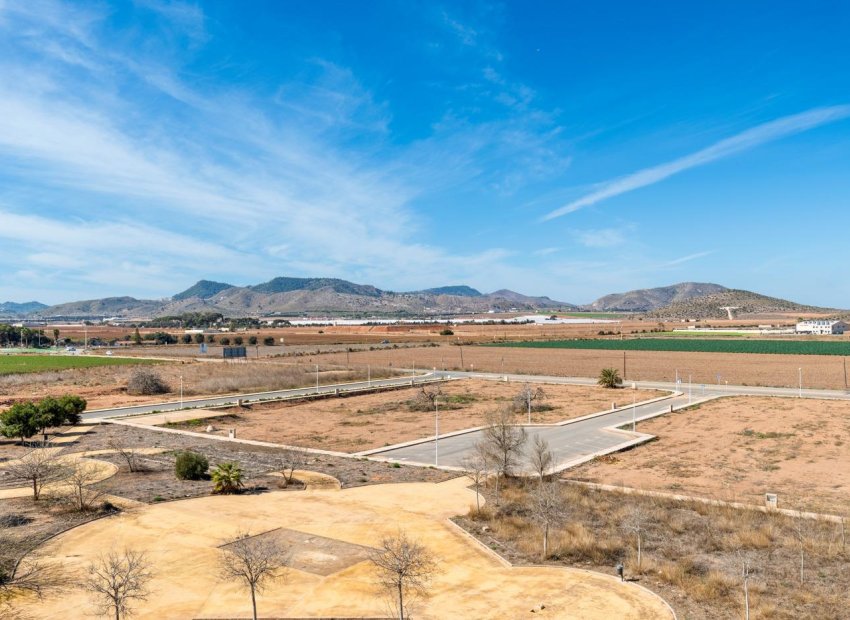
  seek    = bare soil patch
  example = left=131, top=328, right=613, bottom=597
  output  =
left=570, top=396, right=850, bottom=515
left=315, top=344, right=850, bottom=390
left=161, top=380, right=665, bottom=453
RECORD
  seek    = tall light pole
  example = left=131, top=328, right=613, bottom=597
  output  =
left=632, top=385, right=637, bottom=432
left=316, top=364, right=320, bottom=394
left=689, top=374, right=692, bottom=404
left=435, top=393, right=440, bottom=466
left=180, top=375, right=183, bottom=409
left=367, top=364, right=371, bottom=386
left=798, top=367, right=802, bottom=398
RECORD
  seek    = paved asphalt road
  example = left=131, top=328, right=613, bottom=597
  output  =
left=82, top=374, right=442, bottom=421
left=370, top=371, right=850, bottom=471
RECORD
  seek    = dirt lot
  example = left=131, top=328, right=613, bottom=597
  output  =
left=315, top=344, right=850, bottom=390
left=161, top=380, right=665, bottom=453
left=0, top=360, right=395, bottom=410
left=570, top=396, right=850, bottom=515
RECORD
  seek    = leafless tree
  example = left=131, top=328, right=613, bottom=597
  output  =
left=479, top=407, right=527, bottom=483
left=5, top=448, right=66, bottom=500
left=219, top=532, right=290, bottom=620
left=84, top=549, right=152, bottom=620
left=620, top=504, right=652, bottom=572
left=408, top=386, right=441, bottom=412
left=513, top=384, right=547, bottom=423
left=0, top=532, right=64, bottom=609
left=126, top=369, right=169, bottom=396
left=735, top=549, right=760, bottom=620
left=108, top=438, right=144, bottom=473
left=528, top=435, right=554, bottom=483
left=66, top=460, right=105, bottom=511
left=530, top=481, right=566, bottom=559
left=278, top=447, right=309, bottom=486
left=460, top=451, right=488, bottom=514
left=790, top=509, right=812, bottom=584
left=369, top=530, right=437, bottom=620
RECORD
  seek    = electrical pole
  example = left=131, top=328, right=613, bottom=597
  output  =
left=798, top=367, right=802, bottom=398
left=316, top=364, right=320, bottom=394
left=435, top=394, right=440, bottom=466
left=180, top=375, right=183, bottom=409
left=623, top=351, right=627, bottom=380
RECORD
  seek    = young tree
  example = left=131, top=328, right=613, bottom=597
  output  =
left=6, top=448, right=65, bottom=500
left=233, top=336, right=244, bottom=346
left=790, top=509, right=811, bottom=584
left=262, top=336, right=274, bottom=346
left=219, top=532, right=289, bottom=620
left=620, top=504, right=651, bottom=572
left=598, top=367, right=623, bottom=389
left=132, top=328, right=142, bottom=345
left=66, top=460, right=105, bottom=511
left=248, top=335, right=258, bottom=345
left=369, top=530, right=437, bottom=620
left=528, top=435, right=554, bottom=483
left=479, top=407, right=527, bottom=482
left=193, top=333, right=205, bottom=344
left=460, top=451, right=488, bottom=514
left=530, top=481, right=566, bottom=559
left=84, top=549, right=152, bottom=620
left=211, top=462, right=244, bottom=494
left=180, top=334, right=193, bottom=344
left=278, top=447, right=309, bottom=486
left=108, top=438, right=144, bottom=473
left=514, top=384, right=547, bottom=423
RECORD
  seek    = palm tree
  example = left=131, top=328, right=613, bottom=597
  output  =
left=598, top=367, right=623, bottom=388
left=211, top=462, right=244, bottom=494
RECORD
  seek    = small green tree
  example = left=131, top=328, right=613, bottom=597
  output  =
left=220, top=336, right=231, bottom=346
left=262, top=337, right=274, bottom=346
left=193, top=333, right=205, bottom=344
left=132, top=328, right=142, bottom=345
left=248, top=336, right=258, bottom=345
left=598, top=367, right=623, bottom=389
left=233, top=336, right=243, bottom=346
left=0, top=403, right=40, bottom=442
left=211, top=462, right=244, bottom=494
left=174, top=451, right=208, bottom=480
left=181, top=334, right=193, bottom=344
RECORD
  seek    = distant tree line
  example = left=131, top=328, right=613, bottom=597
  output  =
left=138, top=313, right=291, bottom=330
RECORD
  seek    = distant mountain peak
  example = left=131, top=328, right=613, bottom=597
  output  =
left=173, top=280, right=235, bottom=301
left=418, top=285, right=482, bottom=297
left=587, top=282, right=728, bottom=312
left=0, top=300, right=48, bottom=316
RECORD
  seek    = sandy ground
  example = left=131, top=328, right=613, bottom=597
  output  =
left=314, top=345, right=850, bottom=390
left=570, top=396, right=850, bottom=515
left=14, top=477, right=673, bottom=619
left=160, top=380, right=665, bottom=453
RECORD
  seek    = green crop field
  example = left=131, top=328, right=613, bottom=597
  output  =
left=0, top=355, right=158, bottom=375
left=491, top=338, right=850, bottom=356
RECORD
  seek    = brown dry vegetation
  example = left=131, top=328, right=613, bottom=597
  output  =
left=458, top=480, right=850, bottom=620
left=0, top=360, right=397, bottom=410
left=315, top=345, right=850, bottom=390
left=161, top=380, right=665, bottom=453
left=571, top=396, right=850, bottom=516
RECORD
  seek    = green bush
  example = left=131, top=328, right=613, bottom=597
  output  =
left=248, top=335, right=258, bottom=345
left=174, top=451, right=209, bottom=480
left=263, top=336, right=275, bottom=346
left=439, top=328, right=454, bottom=336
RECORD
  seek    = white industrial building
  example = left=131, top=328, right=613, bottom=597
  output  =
left=795, top=320, right=848, bottom=335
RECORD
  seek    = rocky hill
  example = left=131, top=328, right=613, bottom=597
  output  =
left=0, top=301, right=48, bottom=317
left=30, top=277, right=575, bottom=319
left=644, top=289, right=834, bottom=320
left=586, top=282, right=728, bottom=312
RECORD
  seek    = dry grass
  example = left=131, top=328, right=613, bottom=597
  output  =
left=457, top=479, right=850, bottom=620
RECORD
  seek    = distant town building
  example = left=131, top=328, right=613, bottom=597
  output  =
left=795, top=320, right=847, bottom=335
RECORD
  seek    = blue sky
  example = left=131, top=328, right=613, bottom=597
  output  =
left=1, top=1, right=849, bottom=307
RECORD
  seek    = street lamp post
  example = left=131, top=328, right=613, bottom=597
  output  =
left=316, top=364, right=319, bottom=394
left=435, top=394, right=440, bottom=466
left=689, top=374, right=692, bottom=404
left=632, top=385, right=637, bottom=432
left=798, top=367, right=802, bottom=398
left=367, top=364, right=371, bottom=387
left=180, top=375, right=183, bottom=409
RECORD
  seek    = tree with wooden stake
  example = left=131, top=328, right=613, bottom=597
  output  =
left=478, top=407, right=527, bottom=505
left=528, top=435, right=554, bottom=484
left=735, top=549, right=759, bottom=620
left=513, top=384, right=547, bottom=423
left=84, top=549, right=152, bottom=620
left=278, top=447, right=309, bottom=487
left=620, top=504, right=651, bottom=573
left=530, top=481, right=566, bottom=559
left=460, top=451, right=488, bottom=514
left=219, top=532, right=290, bottom=620
left=369, top=530, right=437, bottom=620
left=790, top=509, right=811, bottom=585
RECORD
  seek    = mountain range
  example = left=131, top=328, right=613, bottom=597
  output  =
left=1, top=279, right=838, bottom=320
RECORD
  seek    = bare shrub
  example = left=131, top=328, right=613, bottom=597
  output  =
left=530, top=482, right=566, bottom=559
left=126, top=369, right=169, bottom=396
left=479, top=407, right=527, bottom=482
left=66, top=460, right=105, bottom=511
left=460, top=452, right=488, bottom=514
left=278, top=447, right=309, bottom=486
left=512, top=384, right=547, bottom=422
left=620, top=504, right=652, bottom=572
left=527, top=435, right=554, bottom=483
left=108, top=438, right=145, bottom=473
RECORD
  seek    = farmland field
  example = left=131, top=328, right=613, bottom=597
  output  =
left=0, top=354, right=158, bottom=375
left=493, top=338, right=850, bottom=356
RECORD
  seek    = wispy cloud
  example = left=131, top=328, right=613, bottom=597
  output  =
left=543, top=105, right=850, bottom=221
left=574, top=227, right=627, bottom=248
left=661, top=250, right=715, bottom=267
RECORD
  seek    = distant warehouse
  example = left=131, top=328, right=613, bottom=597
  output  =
left=796, top=320, right=848, bottom=335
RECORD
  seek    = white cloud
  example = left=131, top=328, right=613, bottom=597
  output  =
left=574, top=228, right=627, bottom=248
left=660, top=250, right=715, bottom=267
left=543, top=105, right=850, bottom=220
